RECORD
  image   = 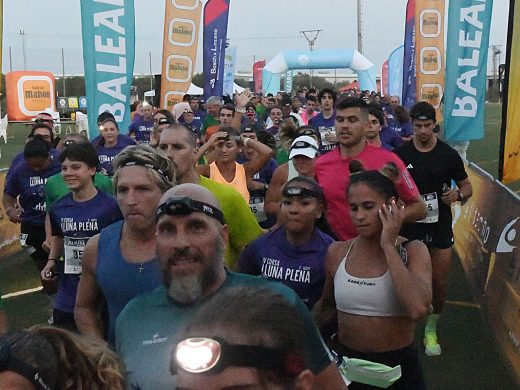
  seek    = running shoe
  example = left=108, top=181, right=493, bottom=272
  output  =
left=424, top=331, right=441, bottom=356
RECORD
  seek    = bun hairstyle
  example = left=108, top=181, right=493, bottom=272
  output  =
left=348, top=160, right=399, bottom=201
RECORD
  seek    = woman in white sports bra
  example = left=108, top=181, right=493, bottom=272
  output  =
left=314, top=162, right=432, bottom=389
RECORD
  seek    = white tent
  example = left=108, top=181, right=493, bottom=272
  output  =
left=186, top=82, right=245, bottom=96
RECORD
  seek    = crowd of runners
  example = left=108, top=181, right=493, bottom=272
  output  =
left=0, top=87, right=473, bottom=389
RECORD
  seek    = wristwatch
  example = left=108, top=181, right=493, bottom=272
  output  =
left=235, top=107, right=246, bottom=114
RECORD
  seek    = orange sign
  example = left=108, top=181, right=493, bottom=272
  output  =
left=5, top=71, right=56, bottom=121
left=160, top=0, right=203, bottom=109
left=415, top=0, right=445, bottom=120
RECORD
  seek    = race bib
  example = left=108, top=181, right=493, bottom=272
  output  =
left=249, top=196, right=267, bottom=222
left=418, top=192, right=439, bottom=223
left=318, top=126, right=336, bottom=146
left=64, top=237, right=87, bottom=274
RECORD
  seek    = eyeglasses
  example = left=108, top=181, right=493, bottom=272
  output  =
left=171, top=337, right=305, bottom=377
left=0, top=336, right=54, bottom=390
left=156, top=196, right=225, bottom=224
left=291, top=141, right=318, bottom=151
left=282, top=186, right=322, bottom=199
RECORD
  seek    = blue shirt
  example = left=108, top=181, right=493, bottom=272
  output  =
left=49, top=191, right=123, bottom=313
left=4, top=158, right=61, bottom=225
left=380, top=126, right=404, bottom=151
left=309, top=112, right=337, bottom=154
left=93, top=135, right=136, bottom=177
left=128, top=117, right=154, bottom=144
left=239, top=227, right=334, bottom=308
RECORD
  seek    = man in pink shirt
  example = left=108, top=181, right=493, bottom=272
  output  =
left=314, top=97, right=426, bottom=240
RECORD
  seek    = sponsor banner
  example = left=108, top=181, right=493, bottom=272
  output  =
left=388, top=45, right=404, bottom=101
left=284, top=70, right=293, bottom=93
left=160, top=0, right=202, bottom=110
left=452, top=163, right=520, bottom=381
left=402, top=0, right=416, bottom=109
left=80, top=0, right=135, bottom=139
left=79, top=96, right=88, bottom=109
left=0, top=170, right=21, bottom=259
left=444, top=0, right=493, bottom=142
left=415, top=0, right=445, bottom=120
left=203, top=0, right=230, bottom=101
left=5, top=71, right=56, bottom=120
left=253, top=60, right=265, bottom=93
left=500, top=0, right=520, bottom=183
left=381, top=60, right=389, bottom=96
left=222, top=46, right=236, bottom=97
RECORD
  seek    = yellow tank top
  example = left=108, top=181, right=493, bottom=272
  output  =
left=209, top=162, right=250, bottom=203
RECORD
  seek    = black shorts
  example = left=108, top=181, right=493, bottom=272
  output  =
left=330, top=338, right=426, bottom=390
left=20, top=222, right=47, bottom=270
left=402, top=221, right=453, bottom=250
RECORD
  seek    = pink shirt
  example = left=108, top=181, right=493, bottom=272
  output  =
left=314, top=143, right=419, bottom=240
left=300, top=110, right=318, bottom=125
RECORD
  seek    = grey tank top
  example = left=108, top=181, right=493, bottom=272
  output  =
left=334, top=240, right=408, bottom=317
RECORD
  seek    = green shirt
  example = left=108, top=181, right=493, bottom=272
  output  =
left=201, top=115, right=220, bottom=138
left=45, top=172, right=114, bottom=210
left=199, top=176, right=263, bottom=268
left=116, top=271, right=332, bottom=390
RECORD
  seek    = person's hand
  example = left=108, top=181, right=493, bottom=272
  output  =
left=5, top=207, right=21, bottom=224
left=235, top=89, right=251, bottom=108
left=325, top=131, right=337, bottom=143
left=41, top=260, right=57, bottom=281
left=379, top=199, right=404, bottom=249
left=207, top=131, right=228, bottom=146
left=440, top=188, right=458, bottom=205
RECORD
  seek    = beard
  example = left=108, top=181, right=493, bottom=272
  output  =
left=165, top=237, right=225, bottom=304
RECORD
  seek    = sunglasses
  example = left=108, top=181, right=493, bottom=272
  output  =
left=171, top=337, right=305, bottom=377
left=291, top=141, right=318, bottom=151
left=156, top=196, right=225, bottom=224
left=35, top=118, right=53, bottom=124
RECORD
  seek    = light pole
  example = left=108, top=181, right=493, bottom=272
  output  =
left=300, top=29, right=322, bottom=88
left=18, top=29, right=26, bottom=70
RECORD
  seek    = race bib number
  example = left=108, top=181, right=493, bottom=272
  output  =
left=418, top=192, right=439, bottom=223
left=64, top=237, right=87, bottom=274
left=249, top=196, right=267, bottom=222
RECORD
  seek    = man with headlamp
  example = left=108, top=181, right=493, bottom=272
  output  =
left=171, top=286, right=316, bottom=390
left=115, top=183, right=346, bottom=390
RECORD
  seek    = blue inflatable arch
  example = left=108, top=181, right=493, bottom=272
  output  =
left=262, top=49, right=376, bottom=94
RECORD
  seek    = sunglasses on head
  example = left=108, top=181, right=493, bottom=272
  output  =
left=291, top=141, right=318, bottom=151
left=171, top=337, right=305, bottom=377
left=156, top=196, right=225, bottom=224
left=35, top=118, right=53, bottom=124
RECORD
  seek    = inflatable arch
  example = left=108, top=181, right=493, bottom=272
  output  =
left=262, top=49, right=376, bottom=94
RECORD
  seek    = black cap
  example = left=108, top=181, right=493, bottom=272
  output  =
left=410, top=101, right=436, bottom=122
left=241, top=123, right=262, bottom=134
left=157, top=117, right=173, bottom=126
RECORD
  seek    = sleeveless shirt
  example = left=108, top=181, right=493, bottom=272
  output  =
left=209, top=161, right=250, bottom=203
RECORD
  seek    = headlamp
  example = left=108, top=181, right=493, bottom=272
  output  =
left=171, top=337, right=306, bottom=377
left=282, top=186, right=322, bottom=200
left=157, top=196, right=225, bottom=225
left=0, top=336, right=53, bottom=390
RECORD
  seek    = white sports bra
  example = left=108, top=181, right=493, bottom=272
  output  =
left=334, top=240, right=408, bottom=317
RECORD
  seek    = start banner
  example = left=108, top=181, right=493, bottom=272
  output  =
left=452, top=163, right=520, bottom=382
left=5, top=71, right=55, bottom=121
